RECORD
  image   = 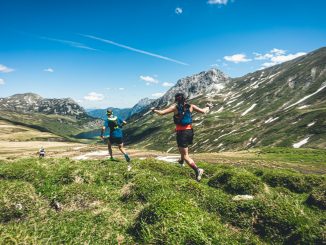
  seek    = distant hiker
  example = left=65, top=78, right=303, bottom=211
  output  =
left=39, top=146, right=45, bottom=158
left=152, top=93, right=212, bottom=181
left=100, top=109, right=131, bottom=164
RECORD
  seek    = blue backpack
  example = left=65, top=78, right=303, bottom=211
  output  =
left=173, top=103, right=192, bottom=126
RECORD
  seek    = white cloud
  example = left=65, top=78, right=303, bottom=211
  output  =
left=44, top=68, right=54, bottom=73
left=257, top=49, right=306, bottom=69
left=224, top=54, right=251, bottom=63
left=253, top=52, right=274, bottom=60
left=140, top=75, right=159, bottom=84
left=162, top=82, right=174, bottom=87
left=152, top=92, right=164, bottom=98
left=0, top=64, right=14, bottom=73
left=254, top=48, right=286, bottom=60
left=0, top=78, right=5, bottom=85
left=118, top=87, right=125, bottom=90
left=207, top=0, right=228, bottom=5
left=175, top=7, right=183, bottom=15
left=82, top=34, right=189, bottom=66
left=270, top=52, right=306, bottom=63
left=270, top=48, right=286, bottom=55
left=84, top=92, right=104, bottom=101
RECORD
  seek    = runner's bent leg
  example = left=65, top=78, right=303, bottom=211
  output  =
left=179, top=147, right=198, bottom=174
left=107, top=141, right=113, bottom=158
left=118, top=143, right=131, bottom=162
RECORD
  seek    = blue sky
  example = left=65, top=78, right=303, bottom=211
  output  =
left=0, top=0, right=325, bottom=108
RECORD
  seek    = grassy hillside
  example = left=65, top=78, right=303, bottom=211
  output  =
left=0, top=110, right=99, bottom=141
left=0, top=120, right=62, bottom=142
left=0, top=157, right=325, bottom=244
left=125, top=47, right=326, bottom=152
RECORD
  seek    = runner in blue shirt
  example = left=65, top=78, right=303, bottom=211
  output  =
left=100, top=109, right=131, bottom=163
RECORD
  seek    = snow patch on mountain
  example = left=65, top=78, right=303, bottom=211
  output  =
left=293, top=137, right=310, bottom=148
left=285, top=84, right=326, bottom=109
left=241, top=104, right=257, bottom=116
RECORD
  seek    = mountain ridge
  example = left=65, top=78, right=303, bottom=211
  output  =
left=0, top=93, right=88, bottom=118
left=124, top=47, right=326, bottom=151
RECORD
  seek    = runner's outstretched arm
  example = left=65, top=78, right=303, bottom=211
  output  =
left=192, top=104, right=211, bottom=114
left=152, top=105, right=176, bottom=115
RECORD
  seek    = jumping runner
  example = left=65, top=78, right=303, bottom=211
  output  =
left=100, top=109, right=131, bottom=164
left=152, top=93, right=211, bottom=181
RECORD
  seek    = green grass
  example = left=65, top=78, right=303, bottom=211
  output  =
left=0, top=111, right=98, bottom=141
left=0, top=158, right=325, bottom=244
left=258, top=147, right=326, bottom=165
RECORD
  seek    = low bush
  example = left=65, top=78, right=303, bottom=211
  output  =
left=306, top=184, right=326, bottom=210
left=0, top=180, right=42, bottom=222
left=262, top=170, right=325, bottom=193
left=131, top=197, right=261, bottom=244
left=208, top=169, right=264, bottom=195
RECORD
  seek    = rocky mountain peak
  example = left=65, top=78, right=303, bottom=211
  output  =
left=0, top=93, right=87, bottom=118
left=150, top=68, right=230, bottom=109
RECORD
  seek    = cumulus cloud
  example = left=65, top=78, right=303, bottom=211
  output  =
left=0, top=78, right=5, bottom=85
left=175, top=7, right=183, bottom=15
left=118, top=87, right=125, bottom=90
left=152, top=92, right=165, bottom=98
left=44, top=68, right=54, bottom=72
left=224, top=54, right=251, bottom=63
left=0, top=64, right=14, bottom=73
left=255, top=49, right=306, bottom=69
left=140, top=75, right=159, bottom=84
left=162, top=82, right=174, bottom=87
left=84, top=92, right=104, bottom=101
left=207, top=0, right=228, bottom=5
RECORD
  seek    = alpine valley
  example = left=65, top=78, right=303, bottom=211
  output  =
left=0, top=93, right=100, bottom=140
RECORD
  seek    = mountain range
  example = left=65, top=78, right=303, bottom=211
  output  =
left=1, top=47, right=325, bottom=149
left=0, top=93, right=99, bottom=139
left=124, top=47, right=326, bottom=152
left=0, top=93, right=88, bottom=118
left=86, top=97, right=154, bottom=120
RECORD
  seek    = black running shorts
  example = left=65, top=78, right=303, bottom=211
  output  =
left=109, top=137, right=123, bottom=145
left=176, top=129, right=194, bottom=148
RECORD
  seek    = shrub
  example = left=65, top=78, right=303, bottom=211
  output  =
left=131, top=197, right=261, bottom=244
left=251, top=192, right=324, bottom=244
left=53, top=184, right=104, bottom=211
left=0, top=180, right=42, bottom=222
left=122, top=173, right=171, bottom=202
left=306, top=184, right=326, bottom=210
left=262, top=170, right=325, bottom=193
left=208, top=169, right=264, bottom=195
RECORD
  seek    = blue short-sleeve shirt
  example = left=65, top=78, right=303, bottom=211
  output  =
left=103, top=116, right=124, bottom=138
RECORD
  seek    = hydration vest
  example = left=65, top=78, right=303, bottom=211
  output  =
left=173, top=103, right=192, bottom=126
left=107, top=116, right=120, bottom=131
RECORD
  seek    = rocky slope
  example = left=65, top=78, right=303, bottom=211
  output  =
left=0, top=93, right=100, bottom=139
left=0, top=93, right=87, bottom=118
left=130, top=69, right=230, bottom=119
left=125, top=47, right=326, bottom=152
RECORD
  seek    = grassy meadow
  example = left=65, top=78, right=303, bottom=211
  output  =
left=0, top=154, right=325, bottom=244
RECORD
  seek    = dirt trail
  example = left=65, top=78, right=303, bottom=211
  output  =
left=0, top=138, right=324, bottom=174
